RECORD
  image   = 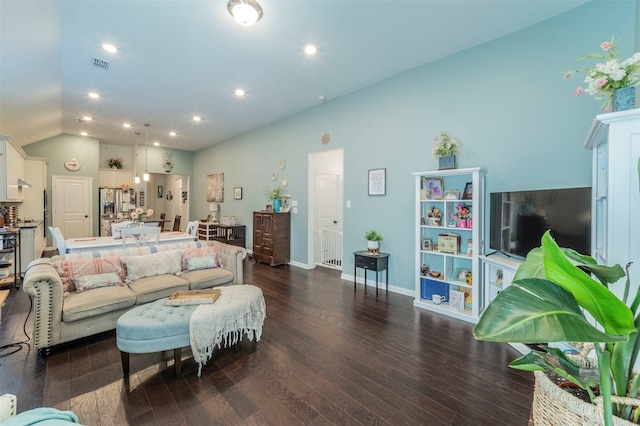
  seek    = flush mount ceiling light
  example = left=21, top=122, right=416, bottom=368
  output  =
left=227, top=0, right=263, bottom=26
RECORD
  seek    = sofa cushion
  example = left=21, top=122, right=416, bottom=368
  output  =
left=62, top=285, right=136, bottom=322
left=121, top=249, right=183, bottom=282
left=72, top=272, right=124, bottom=293
left=181, top=268, right=234, bottom=290
left=52, top=257, right=125, bottom=297
left=128, top=274, right=190, bottom=304
left=181, top=245, right=222, bottom=271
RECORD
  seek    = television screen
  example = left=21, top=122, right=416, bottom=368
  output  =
left=489, top=187, right=591, bottom=258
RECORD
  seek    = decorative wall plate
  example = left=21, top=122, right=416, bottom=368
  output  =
left=279, top=160, right=286, bottom=170
left=64, top=158, right=80, bottom=171
left=281, top=177, right=288, bottom=187
left=271, top=171, right=277, bottom=181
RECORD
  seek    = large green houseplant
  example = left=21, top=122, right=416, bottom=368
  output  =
left=474, top=231, right=638, bottom=426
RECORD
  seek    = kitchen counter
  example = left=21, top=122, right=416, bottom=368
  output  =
left=16, top=220, right=43, bottom=229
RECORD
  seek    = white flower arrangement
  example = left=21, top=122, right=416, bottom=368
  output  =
left=432, top=131, right=460, bottom=157
left=118, top=207, right=153, bottom=222
left=564, top=37, right=640, bottom=111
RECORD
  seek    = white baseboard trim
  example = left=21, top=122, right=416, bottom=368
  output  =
left=340, top=272, right=414, bottom=297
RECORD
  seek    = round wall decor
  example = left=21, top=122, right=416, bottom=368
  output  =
left=64, top=158, right=81, bottom=171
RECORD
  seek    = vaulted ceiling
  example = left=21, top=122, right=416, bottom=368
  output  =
left=0, top=0, right=588, bottom=151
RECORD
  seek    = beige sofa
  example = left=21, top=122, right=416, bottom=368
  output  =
left=22, top=241, right=246, bottom=352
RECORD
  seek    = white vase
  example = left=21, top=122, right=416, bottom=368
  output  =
left=367, top=241, right=379, bottom=252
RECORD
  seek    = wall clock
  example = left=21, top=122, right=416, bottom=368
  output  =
left=64, top=158, right=81, bottom=171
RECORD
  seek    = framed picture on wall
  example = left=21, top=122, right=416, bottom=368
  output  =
left=234, top=187, right=243, bottom=200
left=157, top=186, right=163, bottom=198
left=368, top=168, right=386, bottom=196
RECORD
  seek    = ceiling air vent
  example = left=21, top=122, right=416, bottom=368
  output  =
left=91, top=58, right=110, bottom=70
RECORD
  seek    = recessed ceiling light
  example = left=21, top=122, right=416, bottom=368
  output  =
left=169, top=131, right=176, bottom=136
left=123, top=123, right=131, bottom=128
left=193, top=116, right=201, bottom=122
left=82, top=116, right=92, bottom=121
left=154, top=142, right=160, bottom=146
left=304, top=44, right=317, bottom=56
left=235, top=89, right=245, bottom=97
left=88, top=92, right=100, bottom=99
left=80, top=132, right=88, bottom=136
left=102, top=43, right=118, bottom=53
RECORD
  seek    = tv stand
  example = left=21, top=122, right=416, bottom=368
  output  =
left=480, top=253, right=523, bottom=307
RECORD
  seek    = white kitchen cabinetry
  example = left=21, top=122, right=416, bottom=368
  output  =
left=0, top=135, right=27, bottom=201
left=585, top=109, right=640, bottom=294
left=20, top=221, right=45, bottom=274
left=99, top=169, right=134, bottom=188
left=413, top=167, right=485, bottom=323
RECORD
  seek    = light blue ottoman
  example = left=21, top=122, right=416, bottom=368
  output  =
left=116, top=298, right=198, bottom=377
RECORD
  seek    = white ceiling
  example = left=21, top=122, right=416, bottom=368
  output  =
left=0, top=0, right=589, bottom=152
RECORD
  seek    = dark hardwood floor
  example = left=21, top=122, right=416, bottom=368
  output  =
left=0, top=259, right=533, bottom=425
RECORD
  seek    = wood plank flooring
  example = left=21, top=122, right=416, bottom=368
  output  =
left=0, top=260, right=533, bottom=425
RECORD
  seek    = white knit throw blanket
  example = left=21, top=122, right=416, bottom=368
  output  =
left=189, top=285, right=266, bottom=376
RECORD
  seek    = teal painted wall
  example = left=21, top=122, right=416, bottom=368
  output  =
left=23, top=133, right=100, bottom=237
left=191, top=1, right=637, bottom=293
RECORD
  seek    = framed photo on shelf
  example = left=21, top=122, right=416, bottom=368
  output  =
left=443, top=190, right=459, bottom=200
left=462, top=182, right=473, bottom=200
left=421, top=238, right=433, bottom=250
left=450, top=289, right=465, bottom=312
left=233, top=187, right=243, bottom=200
left=422, top=177, right=444, bottom=200
left=368, top=168, right=386, bottom=196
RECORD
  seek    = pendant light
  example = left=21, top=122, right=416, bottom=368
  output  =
left=143, top=124, right=150, bottom=182
left=134, top=132, right=141, bottom=184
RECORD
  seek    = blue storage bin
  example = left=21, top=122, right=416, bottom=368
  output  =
left=421, top=277, right=448, bottom=300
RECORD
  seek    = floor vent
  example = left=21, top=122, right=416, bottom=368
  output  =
left=91, top=58, right=110, bottom=70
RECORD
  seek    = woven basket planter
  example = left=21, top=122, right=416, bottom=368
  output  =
left=532, top=370, right=639, bottom=425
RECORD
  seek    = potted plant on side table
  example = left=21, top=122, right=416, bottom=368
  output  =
left=474, top=230, right=639, bottom=426
left=364, top=230, right=383, bottom=255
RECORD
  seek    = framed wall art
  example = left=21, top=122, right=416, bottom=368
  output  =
left=234, top=187, right=243, bottom=200
left=368, top=168, right=386, bottom=196
left=207, top=173, right=224, bottom=202
left=157, top=185, right=163, bottom=198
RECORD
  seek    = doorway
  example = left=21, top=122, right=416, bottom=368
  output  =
left=308, top=149, right=344, bottom=270
left=52, top=175, right=92, bottom=239
left=142, top=173, right=189, bottom=232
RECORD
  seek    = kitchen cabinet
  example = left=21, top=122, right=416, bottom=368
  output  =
left=99, top=169, right=134, bottom=188
left=0, top=135, right=27, bottom=202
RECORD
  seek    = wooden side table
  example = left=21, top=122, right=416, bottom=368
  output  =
left=353, top=251, right=389, bottom=295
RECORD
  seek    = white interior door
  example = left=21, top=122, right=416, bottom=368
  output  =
left=316, top=172, right=340, bottom=232
left=52, top=176, right=92, bottom=239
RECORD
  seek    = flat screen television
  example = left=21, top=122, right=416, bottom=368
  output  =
left=489, top=187, right=592, bottom=258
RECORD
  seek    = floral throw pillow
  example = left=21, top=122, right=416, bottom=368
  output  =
left=72, top=272, right=124, bottom=293
left=52, top=257, right=124, bottom=297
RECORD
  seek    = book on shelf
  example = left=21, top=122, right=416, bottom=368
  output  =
left=450, top=290, right=465, bottom=312
left=166, top=289, right=221, bottom=306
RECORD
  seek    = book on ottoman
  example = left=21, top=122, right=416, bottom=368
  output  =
left=166, top=289, right=221, bottom=306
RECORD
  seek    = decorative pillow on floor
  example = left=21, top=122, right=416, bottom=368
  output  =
left=121, top=249, right=183, bottom=282
left=52, top=257, right=125, bottom=297
left=182, top=245, right=222, bottom=271
left=72, top=272, right=124, bottom=293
